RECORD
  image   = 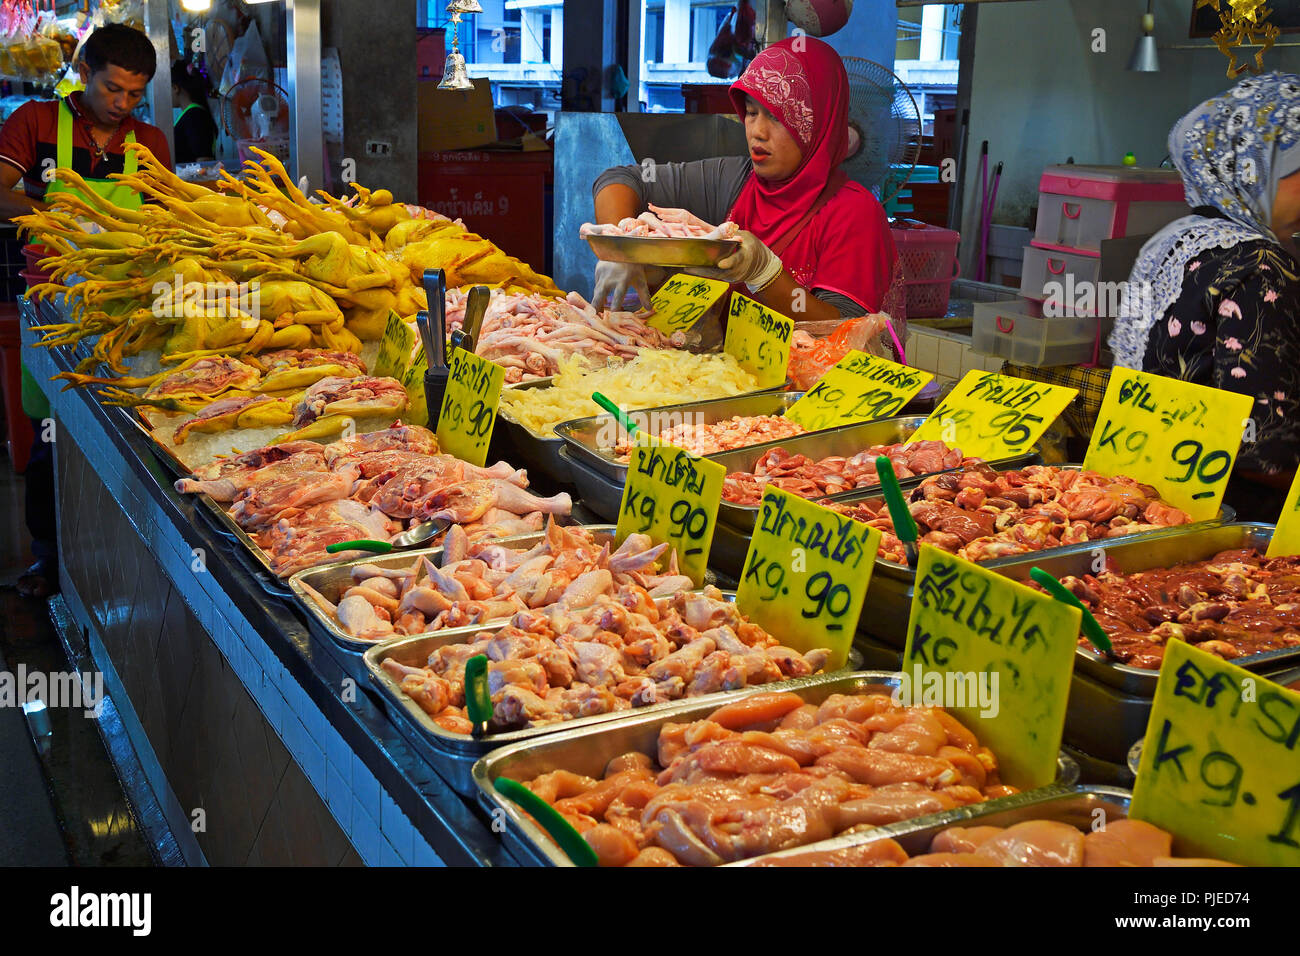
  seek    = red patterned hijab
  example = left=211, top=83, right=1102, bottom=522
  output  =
left=727, top=36, right=850, bottom=248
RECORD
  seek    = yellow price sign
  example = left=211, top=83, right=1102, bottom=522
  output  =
left=401, top=354, right=429, bottom=428
left=616, top=438, right=725, bottom=587
left=902, top=544, right=1080, bottom=790
left=906, top=370, right=1077, bottom=460
left=1130, top=640, right=1300, bottom=866
left=786, top=350, right=933, bottom=431
left=736, top=487, right=881, bottom=670
left=436, top=347, right=504, bottom=466
left=724, top=292, right=792, bottom=389
left=1083, top=368, right=1252, bottom=522
left=1266, top=470, right=1300, bottom=557
left=373, top=310, right=415, bottom=381
left=647, top=273, right=730, bottom=335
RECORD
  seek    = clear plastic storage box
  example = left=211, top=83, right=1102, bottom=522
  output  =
left=972, top=297, right=1112, bottom=367
left=1033, top=165, right=1187, bottom=253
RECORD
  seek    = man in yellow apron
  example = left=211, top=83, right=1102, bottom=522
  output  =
left=0, top=23, right=171, bottom=598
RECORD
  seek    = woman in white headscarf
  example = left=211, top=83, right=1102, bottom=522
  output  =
left=1110, top=72, right=1300, bottom=519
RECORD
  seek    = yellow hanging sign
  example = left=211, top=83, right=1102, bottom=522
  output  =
left=1130, top=639, right=1300, bottom=867
left=736, top=487, right=882, bottom=670
left=901, top=543, right=1080, bottom=790
left=724, top=292, right=792, bottom=389
left=1083, top=368, right=1252, bottom=522
left=401, top=354, right=429, bottom=428
left=616, top=438, right=725, bottom=587
left=785, top=349, right=933, bottom=431
left=1267, top=470, right=1300, bottom=557
left=436, top=347, right=504, bottom=466
left=373, top=310, right=415, bottom=381
left=905, top=370, right=1078, bottom=460
left=647, top=273, right=730, bottom=335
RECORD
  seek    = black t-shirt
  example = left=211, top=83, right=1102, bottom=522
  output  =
left=173, top=105, right=217, bottom=164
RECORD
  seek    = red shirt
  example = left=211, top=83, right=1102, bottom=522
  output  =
left=0, top=91, right=172, bottom=200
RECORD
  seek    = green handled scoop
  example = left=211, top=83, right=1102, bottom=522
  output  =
left=464, top=653, right=492, bottom=733
left=592, top=391, right=638, bottom=439
left=493, top=776, right=599, bottom=867
left=1029, top=566, right=1118, bottom=660
left=326, top=517, right=452, bottom=555
left=875, top=455, right=919, bottom=568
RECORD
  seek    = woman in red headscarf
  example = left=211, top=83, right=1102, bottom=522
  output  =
left=591, top=36, right=902, bottom=329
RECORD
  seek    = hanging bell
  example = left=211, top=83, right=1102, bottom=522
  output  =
left=439, top=51, right=475, bottom=91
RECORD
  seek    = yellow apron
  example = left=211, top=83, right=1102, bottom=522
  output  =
left=22, top=98, right=143, bottom=418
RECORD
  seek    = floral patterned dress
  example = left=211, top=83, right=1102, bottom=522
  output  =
left=1142, top=238, right=1300, bottom=480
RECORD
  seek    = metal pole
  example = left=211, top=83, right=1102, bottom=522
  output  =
left=286, top=0, right=324, bottom=190
left=760, top=0, right=786, bottom=47
left=626, top=0, right=643, bottom=112
left=143, top=0, right=173, bottom=164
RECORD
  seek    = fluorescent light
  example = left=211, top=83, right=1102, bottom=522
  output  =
left=181, top=0, right=211, bottom=9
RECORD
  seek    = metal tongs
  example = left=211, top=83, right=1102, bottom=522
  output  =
left=452, top=284, right=490, bottom=356
left=422, top=273, right=492, bottom=430
left=419, top=269, right=449, bottom=428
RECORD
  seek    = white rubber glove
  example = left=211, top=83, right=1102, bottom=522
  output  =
left=593, top=261, right=652, bottom=311
left=686, top=230, right=783, bottom=292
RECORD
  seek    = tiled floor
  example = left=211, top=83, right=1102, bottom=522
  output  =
left=0, top=455, right=154, bottom=866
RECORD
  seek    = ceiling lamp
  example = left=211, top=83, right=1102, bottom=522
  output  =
left=1127, top=0, right=1159, bottom=72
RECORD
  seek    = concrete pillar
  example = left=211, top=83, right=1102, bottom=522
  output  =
left=664, top=0, right=690, bottom=64
left=550, top=6, right=563, bottom=68
left=522, top=8, right=545, bottom=62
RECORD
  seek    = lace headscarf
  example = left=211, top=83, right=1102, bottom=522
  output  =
left=1110, top=72, right=1300, bottom=369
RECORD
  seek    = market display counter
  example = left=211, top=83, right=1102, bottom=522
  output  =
left=20, top=294, right=517, bottom=867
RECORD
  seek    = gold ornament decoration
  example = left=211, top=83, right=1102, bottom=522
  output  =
left=1196, top=0, right=1280, bottom=77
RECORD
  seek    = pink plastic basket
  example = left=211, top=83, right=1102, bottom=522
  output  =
left=892, top=224, right=961, bottom=318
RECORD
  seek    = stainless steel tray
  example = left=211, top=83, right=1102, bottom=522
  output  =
left=993, top=522, right=1300, bottom=694
left=494, top=377, right=573, bottom=486
left=498, top=378, right=787, bottom=488
left=563, top=435, right=1037, bottom=537
left=845, top=465, right=1236, bottom=653
left=194, top=493, right=297, bottom=594
left=288, top=525, right=618, bottom=651
left=584, top=233, right=739, bottom=267
left=471, top=670, right=1078, bottom=867
left=710, top=424, right=1039, bottom=534
left=555, top=390, right=808, bottom=483
left=367, top=612, right=864, bottom=797
left=562, top=447, right=629, bottom=523
left=735, top=784, right=1135, bottom=866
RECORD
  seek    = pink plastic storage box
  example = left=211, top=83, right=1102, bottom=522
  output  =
left=891, top=222, right=961, bottom=319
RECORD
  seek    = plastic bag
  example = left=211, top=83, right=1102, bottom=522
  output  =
left=787, top=313, right=902, bottom=390
left=219, top=21, right=269, bottom=97
left=707, top=7, right=737, bottom=79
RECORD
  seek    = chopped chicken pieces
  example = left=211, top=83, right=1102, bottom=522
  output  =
left=380, top=591, right=833, bottom=736
left=173, top=423, right=573, bottom=576
left=323, top=521, right=691, bottom=640
left=1045, top=547, right=1300, bottom=670
left=508, top=690, right=1010, bottom=866
left=750, top=816, right=1239, bottom=867
left=723, top=440, right=974, bottom=505
left=830, top=464, right=1192, bottom=565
